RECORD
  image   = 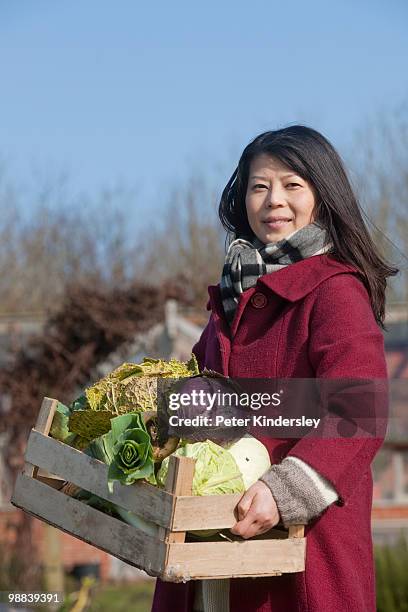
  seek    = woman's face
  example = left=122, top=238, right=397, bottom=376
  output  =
left=245, top=154, right=317, bottom=244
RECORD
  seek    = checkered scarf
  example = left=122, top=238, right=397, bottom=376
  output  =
left=220, top=222, right=332, bottom=325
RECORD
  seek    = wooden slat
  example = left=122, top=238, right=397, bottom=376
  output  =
left=173, top=496, right=307, bottom=535
left=25, top=429, right=174, bottom=528
left=34, top=397, right=58, bottom=434
left=288, top=525, right=304, bottom=538
left=160, top=456, right=195, bottom=544
left=163, top=538, right=306, bottom=581
left=173, top=493, right=242, bottom=531
left=36, top=475, right=66, bottom=490
left=24, top=397, right=58, bottom=478
left=11, top=473, right=166, bottom=577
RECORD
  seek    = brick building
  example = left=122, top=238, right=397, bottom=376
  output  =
left=372, top=302, right=408, bottom=544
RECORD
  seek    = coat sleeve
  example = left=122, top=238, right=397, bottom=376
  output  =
left=286, top=272, right=388, bottom=505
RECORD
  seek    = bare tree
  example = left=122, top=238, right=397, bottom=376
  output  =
left=138, top=174, right=225, bottom=309
left=0, top=172, right=139, bottom=314
left=351, top=101, right=408, bottom=303
left=0, top=162, right=227, bottom=317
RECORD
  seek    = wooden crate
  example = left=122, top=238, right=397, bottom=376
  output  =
left=11, top=397, right=306, bottom=582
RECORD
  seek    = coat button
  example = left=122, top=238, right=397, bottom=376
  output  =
left=251, top=292, right=267, bottom=308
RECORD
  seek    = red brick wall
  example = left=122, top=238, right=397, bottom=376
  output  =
left=372, top=505, right=408, bottom=520
left=0, top=508, right=112, bottom=581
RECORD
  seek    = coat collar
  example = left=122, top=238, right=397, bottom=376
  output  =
left=257, top=254, right=360, bottom=301
left=207, top=255, right=360, bottom=310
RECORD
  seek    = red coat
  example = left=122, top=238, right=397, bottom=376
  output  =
left=152, top=254, right=387, bottom=612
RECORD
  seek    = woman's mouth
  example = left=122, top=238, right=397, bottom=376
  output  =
left=263, top=218, right=293, bottom=228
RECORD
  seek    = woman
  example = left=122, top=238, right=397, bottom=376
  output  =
left=152, top=125, right=397, bottom=612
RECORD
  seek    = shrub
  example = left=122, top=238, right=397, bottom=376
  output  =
left=375, top=535, right=408, bottom=612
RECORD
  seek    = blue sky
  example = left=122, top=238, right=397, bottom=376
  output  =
left=1, top=0, right=407, bottom=220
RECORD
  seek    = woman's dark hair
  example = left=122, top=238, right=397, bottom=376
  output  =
left=219, top=124, right=399, bottom=328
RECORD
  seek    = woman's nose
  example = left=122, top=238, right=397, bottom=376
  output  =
left=265, top=188, right=285, bottom=207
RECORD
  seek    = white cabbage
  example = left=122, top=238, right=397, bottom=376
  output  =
left=224, top=434, right=271, bottom=489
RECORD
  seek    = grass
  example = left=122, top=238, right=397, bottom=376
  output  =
left=56, top=579, right=156, bottom=612
left=87, top=581, right=155, bottom=612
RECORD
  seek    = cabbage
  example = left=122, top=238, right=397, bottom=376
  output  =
left=88, top=412, right=156, bottom=490
left=49, top=401, right=74, bottom=444
left=157, top=436, right=271, bottom=495
left=157, top=440, right=245, bottom=496
left=49, top=401, right=88, bottom=449
left=157, top=437, right=271, bottom=538
left=85, top=355, right=199, bottom=413
left=224, top=434, right=271, bottom=489
left=68, top=409, right=115, bottom=442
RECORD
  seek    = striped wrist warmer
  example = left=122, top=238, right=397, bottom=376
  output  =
left=260, top=457, right=338, bottom=526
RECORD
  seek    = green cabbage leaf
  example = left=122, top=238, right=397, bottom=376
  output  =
left=157, top=440, right=245, bottom=496
left=88, top=412, right=156, bottom=491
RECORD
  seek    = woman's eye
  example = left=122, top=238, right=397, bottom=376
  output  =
left=253, top=184, right=267, bottom=190
left=287, top=182, right=301, bottom=188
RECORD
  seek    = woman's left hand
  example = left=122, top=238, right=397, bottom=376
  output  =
left=230, top=480, right=280, bottom=539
